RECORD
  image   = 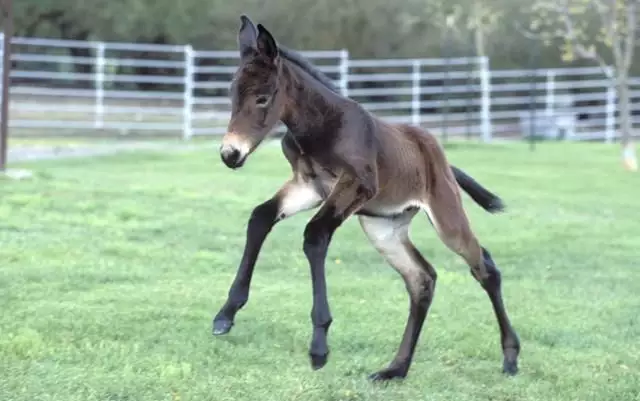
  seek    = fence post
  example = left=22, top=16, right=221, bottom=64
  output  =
left=183, top=45, right=194, bottom=140
left=411, top=60, right=421, bottom=127
left=605, top=67, right=615, bottom=144
left=0, top=32, right=3, bottom=108
left=545, top=70, right=555, bottom=120
left=478, top=56, right=492, bottom=143
left=0, top=31, right=5, bottom=172
left=339, top=49, right=349, bottom=97
left=94, top=42, right=105, bottom=129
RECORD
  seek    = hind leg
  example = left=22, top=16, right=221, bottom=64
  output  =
left=358, top=209, right=437, bottom=381
left=423, top=183, right=520, bottom=375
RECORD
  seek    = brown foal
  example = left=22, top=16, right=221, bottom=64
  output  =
left=212, top=15, right=520, bottom=381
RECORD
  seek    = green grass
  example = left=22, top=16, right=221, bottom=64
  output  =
left=1, top=140, right=639, bottom=401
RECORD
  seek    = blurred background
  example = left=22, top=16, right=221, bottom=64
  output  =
left=1, top=0, right=639, bottom=154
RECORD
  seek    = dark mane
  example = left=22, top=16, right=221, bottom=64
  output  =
left=278, top=46, right=340, bottom=94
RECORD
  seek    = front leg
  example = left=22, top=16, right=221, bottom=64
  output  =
left=213, top=177, right=323, bottom=335
left=212, top=196, right=278, bottom=335
left=303, top=173, right=377, bottom=369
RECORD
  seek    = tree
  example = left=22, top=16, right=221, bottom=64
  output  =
left=526, top=0, right=639, bottom=171
left=427, top=0, right=507, bottom=58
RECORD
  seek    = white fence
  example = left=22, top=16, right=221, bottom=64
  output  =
left=3, top=34, right=640, bottom=142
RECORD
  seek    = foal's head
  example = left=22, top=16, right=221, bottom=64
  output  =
left=220, top=15, right=286, bottom=169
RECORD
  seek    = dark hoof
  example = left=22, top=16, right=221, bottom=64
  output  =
left=309, top=352, right=329, bottom=370
left=502, top=344, right=520, bottom=376
left=503, top=360, right=518, bottom=376
left=212, top=318, right=233, bottom=336
left=368, top=368, right=407, bottom=382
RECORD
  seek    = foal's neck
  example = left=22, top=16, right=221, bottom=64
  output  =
left=279, top=60, right=344, bottom=143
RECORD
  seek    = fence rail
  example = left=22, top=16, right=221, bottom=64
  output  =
left=2, top=34, right=639, bottom=142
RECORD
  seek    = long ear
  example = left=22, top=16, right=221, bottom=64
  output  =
left=256, top=24, right=279, bottom=61
left=238, top=15, right=258, bottom=58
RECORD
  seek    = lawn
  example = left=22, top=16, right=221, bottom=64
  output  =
left=1, top=140, right=639, bottom=401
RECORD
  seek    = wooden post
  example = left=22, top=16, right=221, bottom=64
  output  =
left=0, top=0, right=13, bottom=172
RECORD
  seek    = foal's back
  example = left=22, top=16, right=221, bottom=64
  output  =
left=358, top=116, right=459, bottom=215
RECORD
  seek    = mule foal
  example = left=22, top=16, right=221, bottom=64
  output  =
left=213, top=14, right=520, bottom=381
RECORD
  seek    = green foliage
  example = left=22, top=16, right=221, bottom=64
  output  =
left=1, top=142, right=640, bottom=400
left=527, top=0, right=639, bottom=147
left=0, top=0, right=580, bottom=67
left=528, top=0, right=638, bottom=70
left=427, top=0, right=510, bottom=56
left=8, top=0, right=640, bottom=72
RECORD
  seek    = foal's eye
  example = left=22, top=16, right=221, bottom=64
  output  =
left=255, top=95, right=271, bottom=108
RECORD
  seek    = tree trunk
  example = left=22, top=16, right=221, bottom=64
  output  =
left=617, top=75, right=638, bottom=171
left=474, top=19, right=486, bottom=58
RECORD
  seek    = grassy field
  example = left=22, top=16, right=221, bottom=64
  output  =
left=1, top=140, right=639, bottom=401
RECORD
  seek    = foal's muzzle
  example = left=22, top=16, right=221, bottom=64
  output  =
left=220, top=143, right=248, bottom=169
left=220, top=145, right=244, bottom=169
left=220, top=131, right=254, bottom=169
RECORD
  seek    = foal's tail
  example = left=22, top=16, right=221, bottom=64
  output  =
left=451, top=165, right=505, bottom=214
